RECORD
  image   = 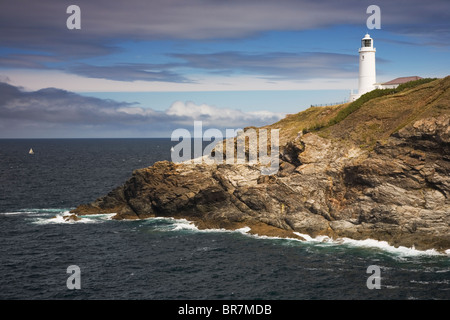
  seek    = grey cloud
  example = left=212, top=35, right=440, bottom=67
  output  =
left=0, top=0, right=447, bottom=87
left=67, top=63, right=191, bottom=83
left=0, top=54, right=62, bottom=69
left=0, top=0, right=447, bottom=83
left=1, top=0, right=448, bottom=48
left=0, top=82, right=166, bottom=125
left=0, top=51, right=360, bottom=82
left=172, top=51, right=361, bottom=80
left=0, top=54, right=191, bottom=83
left=0, top=82, right=283, bottom=138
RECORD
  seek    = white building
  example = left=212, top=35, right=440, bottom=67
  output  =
left=350, top=33, right=377, bottom=101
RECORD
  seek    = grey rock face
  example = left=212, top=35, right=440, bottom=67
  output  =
left=72, top=116, right=450, bottom=252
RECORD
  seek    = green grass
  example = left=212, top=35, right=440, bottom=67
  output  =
left=308, top=78, right=438, bottom=132
left=395, top=77, right=437, bottom=91
left=262, top=77, right=446, bottom=148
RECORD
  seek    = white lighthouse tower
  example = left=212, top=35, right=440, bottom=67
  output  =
left=350, top=33, right=377, bottom=101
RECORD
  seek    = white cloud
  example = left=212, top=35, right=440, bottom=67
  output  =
left=166, top=101, right=283, bottom=128
left=167, top=101, right=217, bottom=118
left=0, top=82, right=284, bottom=138
left=116, top=106, right=156, bottom=116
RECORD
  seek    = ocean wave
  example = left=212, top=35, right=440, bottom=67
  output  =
left=170, top=219, right=254, bottom=236
left=0, top=211, right=29, bottom=215
left=19, top=211, right=450, bottom=256
left=1, top=208, right=70, bottom=216
left=32, top=212, right=116, bottom=225
left=145, top=217, right=253, bottom=235
left=170, top=218, right=202, bottom=232
left=238, top=229, right=447, bottom=257
left=145, top=217, right=449, bottom=257
left=293, top=232, right=447, bottom=257
left=2, top=207, right=118, bottom=224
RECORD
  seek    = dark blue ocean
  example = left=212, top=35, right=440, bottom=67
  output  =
left=0, top=139, right=449, bottom=300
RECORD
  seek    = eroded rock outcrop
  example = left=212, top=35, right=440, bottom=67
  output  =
left=72, top=114, right=450, bottom=252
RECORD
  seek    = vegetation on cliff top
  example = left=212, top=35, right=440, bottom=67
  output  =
left=325, top=77, right=438, bottom=129
left=265, top=76, right=449, bottom=148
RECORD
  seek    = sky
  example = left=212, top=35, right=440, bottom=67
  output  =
left=0, top=0, right=449, bottom=138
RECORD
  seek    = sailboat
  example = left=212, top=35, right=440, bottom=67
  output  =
left=28, top=148, right=34, bottom=155
left=170, top=146, right=174, bottom=152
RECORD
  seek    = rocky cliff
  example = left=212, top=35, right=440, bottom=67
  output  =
left=72, top=77, right=450, bottom=252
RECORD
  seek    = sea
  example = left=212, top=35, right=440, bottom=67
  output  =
left=0, top=138, right=449, bottom=301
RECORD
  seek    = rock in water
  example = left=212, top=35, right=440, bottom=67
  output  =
left=72, top=77, right=450, bottom=252
left=63, top=214, right=81, bottom=222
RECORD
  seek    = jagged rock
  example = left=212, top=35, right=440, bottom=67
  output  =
left=63, top=214, right=81, bottom=222
left=72, top=113, right=450, bottom=252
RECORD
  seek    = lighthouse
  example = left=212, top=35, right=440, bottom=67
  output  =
left=350, top=33, right=377, bottom=101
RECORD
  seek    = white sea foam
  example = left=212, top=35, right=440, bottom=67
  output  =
left=170, top=218, right=200, bottom=231
left=32, top=212, right=116, bottom=225
left=167, top=218, right=251, bottom=235
left=32, top=212, right=446, bottom=257
left=1, top=208, right=66, bottom=216
left=150, top=217, right=252, bottom=235
left=157, top=218, right=298, bottom=242
left=235, top=226, right=251, bottom=234
left=151, top=217, right=449, bottom=256
left=79, top=213, right=117, bottom=220
left=1, top=211, right=28, bottom=215
left=293, top=232, right=447, bottom=257
left=239, top=228, right=306, bottom=242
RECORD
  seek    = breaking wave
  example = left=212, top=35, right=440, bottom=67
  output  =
left=0, top=208, right=116, bottom=224
left=144, top=217, right=450, bottom=257
left=11, top=210, right=449, bottom=257
left=33, top=212, right=116, bottom=225
left=292, top=232, right=447, bottom=257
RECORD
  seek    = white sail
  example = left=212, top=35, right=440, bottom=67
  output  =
left=29, top=148, right=34, bottom=154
